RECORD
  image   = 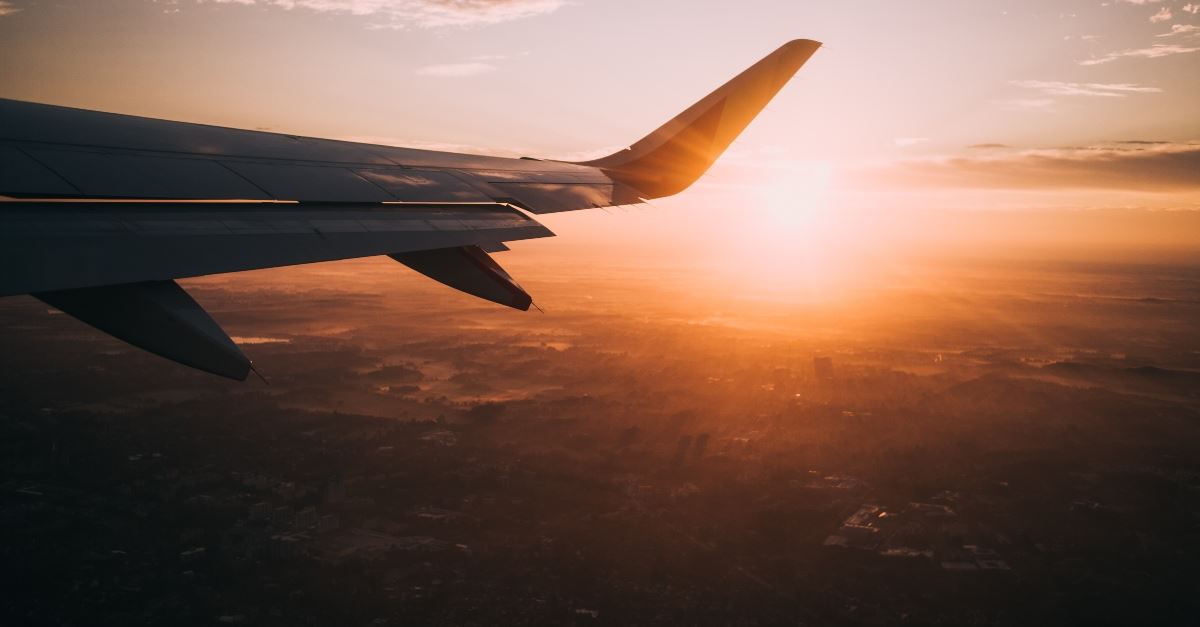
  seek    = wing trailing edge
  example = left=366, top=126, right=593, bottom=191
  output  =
left=0, top=201, right=553, bottom=297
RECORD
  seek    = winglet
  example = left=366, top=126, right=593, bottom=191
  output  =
left=577, top=39, right=821, bottom=198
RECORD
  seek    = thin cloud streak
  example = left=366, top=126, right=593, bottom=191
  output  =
left=862, top=143, right=1200, bottom=192
left=201, top=0, right=565, bottom=28
left=1156, top=24, right=1200, bottom=37
left=1010, top=80, right=1162, bottom=97
left=1000, top=98, right=1056, bottom=111
left=415, top=61, right=495, bottom=77
left=1079, top=43, right=1200, bottom=65
left=0, top=0, right=21, bottom=17
left=893, top=137, right=930, bottom=148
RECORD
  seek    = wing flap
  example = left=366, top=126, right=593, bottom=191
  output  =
left=489, top=182, right=618, bottom=213
left=0, top=202, right=554, bottom=295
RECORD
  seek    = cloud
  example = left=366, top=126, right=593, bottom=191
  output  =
left=1010, top=80, right=1162, bottom=97
left=1157, top=24, right=1200, bottom=37
left=201, top=0, right=565, bottom=29
left=0, top=1, right=20, bottom=17
left=863, top=142, right=1200, bottom=192
left=1079, top=43, right=1200, bottom=64
left=1184, top=3, right=1200, bottom=15
left=1116, top=0, right=1164, bottom=4
left=893, top=137, right=930, bottom=148
left=1149, top=6, right=1172, bottom=22
left=415, top=61, right=495, bottom=76
left=1000, top=98, right=1056, bottom=111
left=470, top=52, right=518, bottom=61
left=968, top=143, right=1011, bottom=150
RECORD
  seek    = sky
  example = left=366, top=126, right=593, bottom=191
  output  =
left=2, top=0, right=1198, bottom=294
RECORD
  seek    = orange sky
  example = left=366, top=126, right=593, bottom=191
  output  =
left=2, top=0, right=1198, bottom=292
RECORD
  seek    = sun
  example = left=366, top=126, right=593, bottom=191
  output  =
left=708, top=159, right=860, bottom=302
left=761, top=160, right=835, bottom=231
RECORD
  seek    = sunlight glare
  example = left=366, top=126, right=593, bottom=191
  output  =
left=715, top=160, right=860, bottom=302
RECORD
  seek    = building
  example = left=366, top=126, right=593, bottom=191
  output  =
left=269, top=534, right=305, bottom=559
left=295, top=506, right=318, bottom=529
left=248, top=501, right=271, bottom=521
left=318, top=514, right=340, bottom=533
left=813, top=356, right=834, bottom=381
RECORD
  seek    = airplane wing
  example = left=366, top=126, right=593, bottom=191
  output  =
left=0, top=39, right=820, bottom=379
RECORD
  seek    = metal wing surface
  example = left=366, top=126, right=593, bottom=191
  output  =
left=0, top=39, right=821, bottom=378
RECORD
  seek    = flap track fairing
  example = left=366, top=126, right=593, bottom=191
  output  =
left=390, top=245, right=532, bottom=311
left=34, top=280, right=252, bottom=380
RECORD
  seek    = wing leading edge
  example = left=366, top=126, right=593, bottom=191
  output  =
left=0, top=40, right=820, bottom=378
